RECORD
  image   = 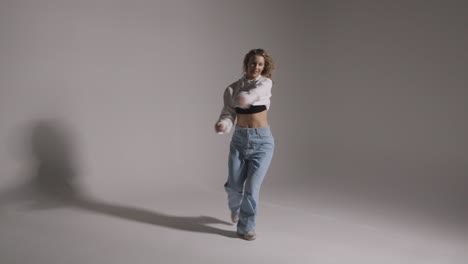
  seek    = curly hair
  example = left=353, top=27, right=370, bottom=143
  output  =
left=242, top=49, right=275, bottom=78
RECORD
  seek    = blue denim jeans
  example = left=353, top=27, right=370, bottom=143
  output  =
left=224, top=126, right=275, bottom=234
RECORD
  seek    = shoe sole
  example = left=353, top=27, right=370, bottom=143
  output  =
left=236, top=232, right=256, bottom=241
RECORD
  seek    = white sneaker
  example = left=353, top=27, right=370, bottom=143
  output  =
left=237, top=230, right=256, bottom=241
left=231, top=213, right=239, bottom=224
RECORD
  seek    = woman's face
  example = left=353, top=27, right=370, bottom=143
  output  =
left=246, top=55, right=265, bottom=80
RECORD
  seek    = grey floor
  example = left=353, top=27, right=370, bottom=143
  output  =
left=0, top=183, right=467, bottom=264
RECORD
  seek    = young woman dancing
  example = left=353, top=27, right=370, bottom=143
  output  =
left=215, top=48, right=275, bottom=241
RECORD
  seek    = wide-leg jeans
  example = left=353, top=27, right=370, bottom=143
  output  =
left=224, top=126, right=275, bottom=234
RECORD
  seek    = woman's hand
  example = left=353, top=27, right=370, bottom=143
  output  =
left=238, top=94, right=249, bottom=108
left=215, top=122, right=225, bottom=133
left=238, top=91, right=257, bottom=109
left=215, top=119, right=233, bottom=134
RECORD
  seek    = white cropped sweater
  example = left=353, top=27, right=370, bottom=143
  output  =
left=216, top=75, right=273, bottom=134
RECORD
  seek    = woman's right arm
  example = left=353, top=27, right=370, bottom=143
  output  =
left=215, top=86, right=236, bottom=134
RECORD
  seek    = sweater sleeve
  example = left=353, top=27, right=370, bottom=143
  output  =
left=216, top=86, right=236, bottom=133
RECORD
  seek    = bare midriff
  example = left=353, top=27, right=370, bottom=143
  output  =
left=236, top=111, right=268, bottom=128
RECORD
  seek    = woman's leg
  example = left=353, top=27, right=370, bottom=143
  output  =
left=237, top=132, right=274, bottom=234
left=224, top=135, right=248, bottom=217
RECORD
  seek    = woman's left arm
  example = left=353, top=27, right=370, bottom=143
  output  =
left=238, top=78, right=272, bottom=107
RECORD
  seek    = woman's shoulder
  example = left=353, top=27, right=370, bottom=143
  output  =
left=259, top=76, right=272, bottom=83
left=226, top=78, right=243, bottom=89
left=256, top=76, right=273, bottom=87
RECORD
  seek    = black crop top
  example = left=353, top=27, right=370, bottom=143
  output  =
left=235, top=105, right=267, bottom=114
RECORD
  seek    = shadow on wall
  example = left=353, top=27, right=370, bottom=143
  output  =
left=0, top=119, right=236, bottom=238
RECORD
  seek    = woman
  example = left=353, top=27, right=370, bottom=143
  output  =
left=214, top=49, right=275, bottom=241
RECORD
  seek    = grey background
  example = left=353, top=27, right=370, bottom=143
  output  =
left=1, top=0, right=467, bottom=263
